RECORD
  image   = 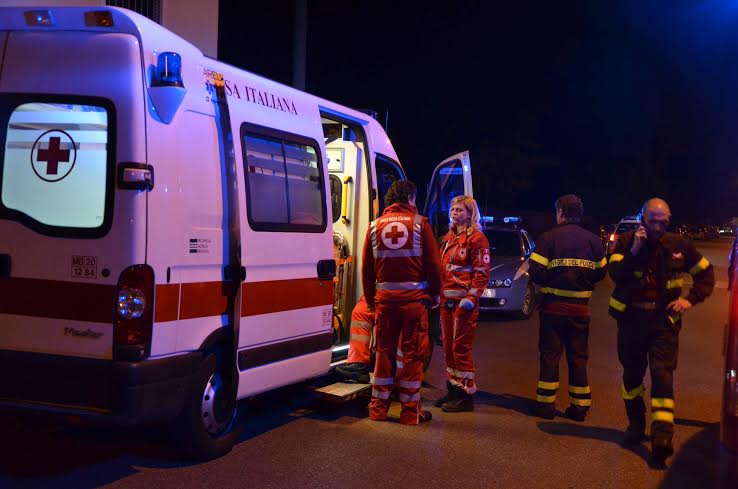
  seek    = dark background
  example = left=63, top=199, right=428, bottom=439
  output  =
left=218, top=0, right=738, bottom=225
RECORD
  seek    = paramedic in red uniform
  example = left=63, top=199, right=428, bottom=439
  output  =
left=335, top=296, right=375, bottom=383
left=436, top=195, right=491, bottom=412
left=362, top=180, right=442, bottom=424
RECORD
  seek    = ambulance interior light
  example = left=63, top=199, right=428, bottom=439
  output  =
left=154, top=52, right=185, bottom=88
left=24, top=10, right=55, bottom=27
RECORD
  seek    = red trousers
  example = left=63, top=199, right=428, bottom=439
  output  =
left=440, top=302, right=478, bottom=394
left=346, top=297, right=404, bottom=376
left=370, top=301, right=428, bottom=424
left=347, top=297, right=374, bottom=364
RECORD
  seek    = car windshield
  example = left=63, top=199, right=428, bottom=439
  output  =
left=616, top=222, right=639, bottom=234
left=483, top=229, right=521, bottom=256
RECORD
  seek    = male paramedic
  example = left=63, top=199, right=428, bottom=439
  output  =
left=362, top=180, right=442, bottom=424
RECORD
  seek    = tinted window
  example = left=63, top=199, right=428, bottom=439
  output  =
left=375, top=154, right=404, bottom=215
left=0, top=99, right=114, bottom=237
left=329, top=174, right=341, bottom=223
left=484, top=229, right=522, bottom=256
left=241, top=129, right=325, bottom=232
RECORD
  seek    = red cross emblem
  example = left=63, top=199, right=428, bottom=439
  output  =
left=381, top=222, right=409, bottom=249
left=31, top=130, right=77, bottom=182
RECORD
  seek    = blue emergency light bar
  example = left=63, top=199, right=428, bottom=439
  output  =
left=24, top=10, right=55, bottom=27
left=155, top=52, right=184, bottom=88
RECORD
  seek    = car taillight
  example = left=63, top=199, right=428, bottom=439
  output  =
left=113, top=265, right=154, bottom=361
left=722, top=284, right=738, bottom=452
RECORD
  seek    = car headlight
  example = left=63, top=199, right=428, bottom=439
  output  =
left=117, top=286, right=146, bottom=319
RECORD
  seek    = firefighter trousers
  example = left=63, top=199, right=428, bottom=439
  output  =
left=536, top=313, right=592, bottom=409
left=440, top=301, right=478, bottom=395
left=370, top=301, right=429, bottom=424
left=617, top=308, right=679, bottom=441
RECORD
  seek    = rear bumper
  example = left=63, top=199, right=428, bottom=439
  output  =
left=0, top=349, right=202, bottom=426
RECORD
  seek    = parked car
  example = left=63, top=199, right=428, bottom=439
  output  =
left=478, top=217, right=537, bottom=319
left=607, top=216, right=640, bottom=254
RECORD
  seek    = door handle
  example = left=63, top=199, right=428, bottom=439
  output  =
left=317, top=259, right=336, bottom=280
left=341, top=176, right=353, bottom=225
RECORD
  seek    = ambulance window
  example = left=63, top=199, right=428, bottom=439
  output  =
left=241, top=127, right=326, bottom=232
left=375, top=154, right=405, bottom=215
left=0, top=99, right=114, bottom=237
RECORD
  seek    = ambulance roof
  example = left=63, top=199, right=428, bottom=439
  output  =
left=0, top=6, right=399, bottom=162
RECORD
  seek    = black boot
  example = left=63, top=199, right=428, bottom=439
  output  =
left=623, top=397, right=647, bottom=445
left=623, top=417, right=646, bottom=445
left=442, top=387, right=474, bottom=412
left=651, top=421, right=675, bottom=463
left=434, top=381, right=456, bottom=407
left=651, top=436, right=674, bottom=463
left=335, top=362, right=370, bottom=383
left=564, top=405, right=588, bottom=422
left=529, top=402, right=555, bottom=420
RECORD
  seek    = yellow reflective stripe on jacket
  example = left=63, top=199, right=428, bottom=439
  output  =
left=609, top=253, right=624, bottom=263
left=652, top=398, right=674, bottom=409
left=536, top=394, right=556, bottom=403
left=569, top=385, right=591, bottom=394
left=633, top=270, right=643, bottom=278
left=540, top=287, right=592, bottom=298
left=666, top=278, right=684, bottom=289
left=690, top=257, right=710, bottom=275
left=547, top=258, right=598, bottom=270
left=609, top=297, right=627, bottom=312
left=570, top=398, right=592, bottom=407
left=595, top=257, right=607, bottom=269
left=537, top=380, right=560, bottom=390
left=622, top=384, right=645, bottom=400
left=530, top=252, right=549, bottom=267
left=652, top=411, right=674, bottom=423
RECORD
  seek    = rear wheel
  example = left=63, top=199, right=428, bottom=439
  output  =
left=171, top=352, right=244, bottom=460
left=518, top=284, right=535, bottom=320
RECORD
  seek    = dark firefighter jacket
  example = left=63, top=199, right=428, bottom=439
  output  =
left=607, top=231, right=715, bottom=323
left=529, top=223, right=607, bottom=307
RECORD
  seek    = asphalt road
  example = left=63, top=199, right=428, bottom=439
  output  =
left=2, top=238, right=736, bottom=489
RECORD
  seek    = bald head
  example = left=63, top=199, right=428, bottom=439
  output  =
left=643, top=198, right=671, bottom=217
left=642, top=198, right=671, bottom=240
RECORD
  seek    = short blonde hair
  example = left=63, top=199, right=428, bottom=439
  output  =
left=448, top=195, right=482, bottom=232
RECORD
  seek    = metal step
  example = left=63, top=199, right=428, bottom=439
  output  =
left=315, top=382, right=370, bottom=402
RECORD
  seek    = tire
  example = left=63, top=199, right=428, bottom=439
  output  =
left=517, top=284, right=535, bottom=320
left=171, top=352, right=244, bottom=460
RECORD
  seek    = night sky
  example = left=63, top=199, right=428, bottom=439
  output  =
left=219, top=1, right=738, bottom=225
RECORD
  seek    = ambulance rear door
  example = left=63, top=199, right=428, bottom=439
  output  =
left=423, top=150, right=473, bottom=239
left=0, top=29, right=146, bottom=412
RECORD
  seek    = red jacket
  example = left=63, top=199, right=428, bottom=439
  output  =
left=440, top=226, right=491, bottom=305
left=362, top=203, right=442, bottom=305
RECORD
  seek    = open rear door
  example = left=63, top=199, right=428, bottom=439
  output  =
left=423, top=150, right=473, bottom=240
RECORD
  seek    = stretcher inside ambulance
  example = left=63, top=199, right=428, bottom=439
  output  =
left=0, top=6, right=474, bottom=459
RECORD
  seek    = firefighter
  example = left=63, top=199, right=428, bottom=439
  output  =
left=362, top=180, right=442, bottom=424
left=436, top=195, right=491, bottom=412
left=528, top=194, right=607, bottom=422
left=608, top=198, right=714, bottom=463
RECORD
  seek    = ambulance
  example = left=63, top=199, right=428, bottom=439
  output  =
left=0, top=6, right=473, bottom=459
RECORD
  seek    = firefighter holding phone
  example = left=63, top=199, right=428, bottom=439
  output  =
left=608, top=198, right=714, bottom=463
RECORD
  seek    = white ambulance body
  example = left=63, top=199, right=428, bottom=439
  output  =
left=0, top=6, right=472, bottom=458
